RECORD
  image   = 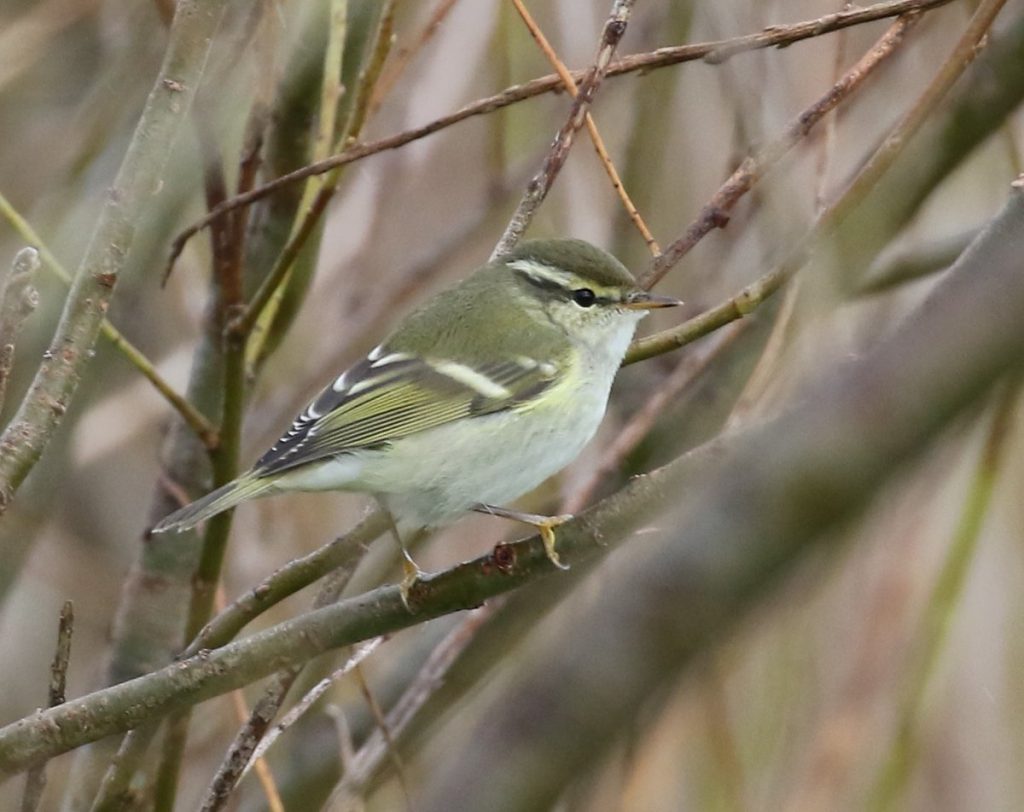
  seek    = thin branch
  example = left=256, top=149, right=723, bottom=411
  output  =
left=857, top=228, right=975, bottom=295
left=352, top=661, right=410, bottom=807
left=813, top=2, right=851, bottom=214
left=510, top=0, right=658, bottom=254
left=164, top=0, right=957, bottom=269
left=325, top=606, right=493, bottom=806
left=227, top=691, right=285, bottom=812
left=18, top=601, right=72, bottom=812
left=242, top=639, right=383, bottom=778
left=0, top=191, right=219, bottom=447
left=639, top=12, right=921, bottom=289
left=490, top=0, right=635, bottom=258
left=367, top=0, right=461, bottom=118
left=196, top=521, right=374, bottom=812
left=186, top=510, right=388, bottom=658
left=219, top=586, right=285, bottom=812
left=0, top=248, right=40, bottom=415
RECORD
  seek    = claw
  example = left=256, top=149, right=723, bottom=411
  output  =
left=399, top=556, right=422, bottom=611
left=538, top=515, right=572, bottom=571
left=472, top=504, right=575, bottom=571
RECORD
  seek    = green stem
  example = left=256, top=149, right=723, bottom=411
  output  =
left=0, top=188, right=218, bottom=446
left=240, top=0, right=394, bottom=361
left=867, top=384, right=1019, bottom=811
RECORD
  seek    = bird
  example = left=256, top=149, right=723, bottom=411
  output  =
left=153, top=238, right=681, bottom=593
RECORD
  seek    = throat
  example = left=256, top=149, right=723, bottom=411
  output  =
left=581, top=315, right=643, bottom=369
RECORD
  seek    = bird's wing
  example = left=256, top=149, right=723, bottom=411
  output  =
left=253, top=350, right=561, bottom=476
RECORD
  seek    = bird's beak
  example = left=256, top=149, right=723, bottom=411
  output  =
left=623, top=290, right=684, bottom=310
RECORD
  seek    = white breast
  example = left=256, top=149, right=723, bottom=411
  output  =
left=280, top=312, right=644, bottom=530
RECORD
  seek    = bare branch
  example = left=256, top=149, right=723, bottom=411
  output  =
left=18, top=601, right=72, bottom=812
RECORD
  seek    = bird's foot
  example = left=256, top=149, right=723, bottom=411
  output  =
left=473, top=504, right=573, bottom=570
left=398, top=555, right=424, bottom=612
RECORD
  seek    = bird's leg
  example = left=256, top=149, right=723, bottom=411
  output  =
left=378, top=502, right=422, bottom=610
left=473, top=504, right=572, bottom=570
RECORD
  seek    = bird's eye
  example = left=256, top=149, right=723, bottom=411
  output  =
left=572, top=288, right=596, bottom=307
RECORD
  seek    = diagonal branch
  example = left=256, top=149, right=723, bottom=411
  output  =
left=490, top=0, right=636, bottom=258
left=0, top=193, right=218, bottom=447
left=0, top=0, right=228, bottom=515
left=511, top=0, right=658, bottom=253
left=639, top=12, right=921, bottom=289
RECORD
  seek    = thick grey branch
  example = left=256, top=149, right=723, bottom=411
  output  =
left=411, top=183, right=1024, bottom=812
left=0, top=0, right=227, bottom=515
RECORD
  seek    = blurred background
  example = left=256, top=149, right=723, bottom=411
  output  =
left=1, top=0, right=1023, bottom=809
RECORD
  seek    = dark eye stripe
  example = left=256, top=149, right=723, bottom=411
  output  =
left=512, top=268, right=616, bottom=305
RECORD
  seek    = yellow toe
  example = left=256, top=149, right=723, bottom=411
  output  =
left=539, top=517, right=571, bottom=571
left=399, top=558, right=422, bottom=611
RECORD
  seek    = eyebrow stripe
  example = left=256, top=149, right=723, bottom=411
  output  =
left=508, top=259, right=619, bottom=305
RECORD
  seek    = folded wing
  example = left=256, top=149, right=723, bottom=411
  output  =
left=254, top=350, right=560, bottom=477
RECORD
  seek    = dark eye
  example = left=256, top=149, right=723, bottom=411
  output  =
left=572, top=288, right=596, bottom=307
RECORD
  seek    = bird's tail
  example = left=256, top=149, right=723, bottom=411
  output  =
left=151, top=474, right=275, bottom=534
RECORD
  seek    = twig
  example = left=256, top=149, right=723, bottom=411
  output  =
left=625, top=265, right=788, bottom=365
left=857, top=228, right=975, bottom=295
left=0, top=248, right=40, bottom=415
left=187, top=503, right=387, bottom=661
left=640, top=13, right=921, bottom=289
left=814, top=2, right=852, bottom=213
left=0, top=192, right=218, bottom=447
left=352, top=661, right=410, bottom=808
left=368, top=0, right=461, bottom=118
left=723, top=281, right=801, bottom=428
left=490, top=0, right=635, bottom=258
left=227, top=689, right=285, bottom=812
left=164, top=0, right=957, bottom=266
left=242, top=639, right=383, bottom=778
left=325, top=606, right=493, bottom=806
left=18, top=601, right=72, bottom=812
left=222, top=587, right=286, bottom=812
left=511, top=0, right=658, bottom=254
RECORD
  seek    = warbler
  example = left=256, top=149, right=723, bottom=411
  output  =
left=153, top=238, right=681, bottom=583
